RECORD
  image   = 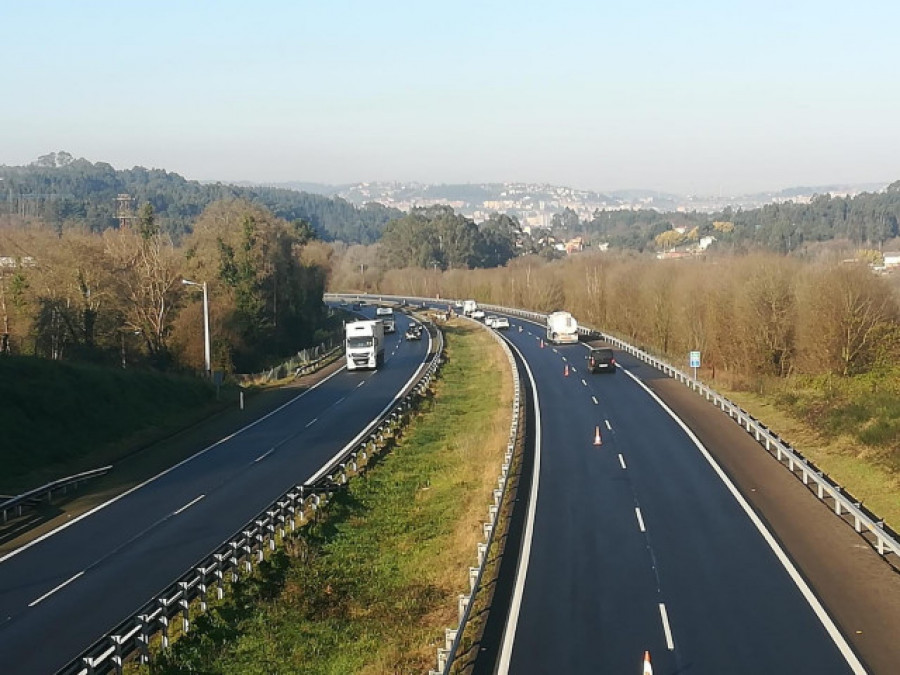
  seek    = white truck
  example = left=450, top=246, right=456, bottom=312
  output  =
left=375, top=306, right=396, bottom=333
left=462, top=300, right=478, bottom=316
left=546, top=311, right=579, bottom=344
left=345, top=320, right=384, bottom=370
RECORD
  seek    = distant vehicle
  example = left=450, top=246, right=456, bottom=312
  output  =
left=546, top=311, right=579, bottom=344
left=485, top=315, right=498, bottom=327
left=463, top=300, right=478, bottom=316
left=453, top=300, right=464, bottom=309
left=493, top=317, right=509, bottom=330
left=381, top=316, right=396, bottom=333
left=587, top=347, right=616, bottom=374
left=345, top=320, right=384, bottom=370
left=376, top=306, right=393, bottom=317
left=471, top=309, right=486, bottom=320
left=405, top=325, right=422, bottom=341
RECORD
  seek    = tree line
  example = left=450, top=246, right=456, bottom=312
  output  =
left=553, top=181, right=900, bottom=254
left=369, top=252, right=900, bottom=380
left=0, top=198, right=332, bottom=373
left=0, top=152, right=402, bottom=243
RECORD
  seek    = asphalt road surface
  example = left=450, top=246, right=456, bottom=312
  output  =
left=0, top=307, right=429, bottom=674
left=493, top=321, right=863, bottom=674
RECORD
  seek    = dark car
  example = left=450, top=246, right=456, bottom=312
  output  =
left=587, top=347, right=616, bottom=374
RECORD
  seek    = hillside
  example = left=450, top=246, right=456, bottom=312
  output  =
left=0, top=152, right=402, bottom=244
left=0, top=356, right=222, bottom=491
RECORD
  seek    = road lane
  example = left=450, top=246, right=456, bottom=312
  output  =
left=497, top=319, right=860, bottom=674
left=0, top=309, right=430, bottom=674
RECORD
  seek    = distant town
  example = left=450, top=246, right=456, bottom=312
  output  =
left=259, top=180, right=890, bottom=232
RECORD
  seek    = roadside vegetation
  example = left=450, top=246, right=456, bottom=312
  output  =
left=147, top=321, right=512, bottom=674
left=0, top=355, right=224, bottom=493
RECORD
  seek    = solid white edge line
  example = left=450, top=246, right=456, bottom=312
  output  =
left=173, top=494, right=205, bottom=515
left=497, top=341, right=542, bottom=674
left=304, top=328, right=433, bottom=486
left=0, top=363, right=349, bottom=565
left=621, top=368, right=867, bottom=675
left=659, top=602, right=675, bottom=650
left=635, top=507, right=646, bottom=532
left=28, top=570, right=84, bottom=607
left=619, top=453, right=627, bottom=470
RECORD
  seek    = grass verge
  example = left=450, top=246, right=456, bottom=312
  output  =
left=146, top=320, right=512, bottom=674
left=719, top=372, right=900, bottom=529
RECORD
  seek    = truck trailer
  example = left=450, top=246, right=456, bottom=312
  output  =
left=546, top=311, right=579, bottom=344
left=345, top=320, right=385, bottom=370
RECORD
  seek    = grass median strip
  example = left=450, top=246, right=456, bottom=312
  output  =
left=146, top=321, right=512, bottom=674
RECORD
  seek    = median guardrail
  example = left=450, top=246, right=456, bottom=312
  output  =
left=58, top=320, right=444, bottom=675
left=2, top=466, right=113, bottom=525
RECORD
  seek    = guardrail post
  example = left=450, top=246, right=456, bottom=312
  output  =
left=111, top=633, right=124, bottom=674
left=230, top=542, right=241, bottom=582
left=198, top=570, right=208, bottom=612
left=477, top=541, right=488, bottom=566
left=214, top=553, right=226, bottom=599
left=458, top=594, right=470, bottom=623
left=179, top=581, right=190, bottom=634
left=158, top=599, right=170, bottom=650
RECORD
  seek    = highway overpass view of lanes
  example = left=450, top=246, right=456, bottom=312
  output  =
left=0, top=307, right=429, bottom=674
left=489, top=322, right=868, bottom=674
left=374, top=296, right=897, bottom=674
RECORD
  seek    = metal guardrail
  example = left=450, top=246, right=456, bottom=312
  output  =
left=1, top=466, right=113, bottom=525
left=58, top=322, right=445, bottom=675
left=471, top=300, right=900, bottom=563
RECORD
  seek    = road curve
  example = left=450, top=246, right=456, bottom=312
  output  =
left=0, top=308, right=428, bottom=674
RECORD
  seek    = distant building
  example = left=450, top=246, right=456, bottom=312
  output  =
left=698, top=235, right=716, bottom=251
left=0, top=256, right=36, bottom=269
left=564, top=237, right=584, bottom=254
left=883, top=252, right=900, bottom=267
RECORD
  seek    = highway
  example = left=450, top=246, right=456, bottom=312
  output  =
left=0, top=307, right=429, bottom=674
left=477, top=317, right=866, bottom=674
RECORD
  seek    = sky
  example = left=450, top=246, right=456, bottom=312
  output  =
left=2, top=0, right=898, bottom=195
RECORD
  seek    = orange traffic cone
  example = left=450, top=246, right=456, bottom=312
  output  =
left=593, top=426, right=603, bottom=446
left=540, top=339, right=545, bottom=349
left=642, top=650, right=652, bottom=675
left=564, top=364, right=570, bottom=377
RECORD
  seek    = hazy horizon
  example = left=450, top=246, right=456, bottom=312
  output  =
left=3, top=1, right=898, bottom=195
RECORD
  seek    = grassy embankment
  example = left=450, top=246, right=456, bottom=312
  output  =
left=147, top=321, right=512, bottom=675
left=0, top=356, right=229, bottom=494
left=717, top=369, right=900, bottom=528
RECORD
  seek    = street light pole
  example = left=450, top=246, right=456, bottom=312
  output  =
left=182, top=278, right=211, bottom=377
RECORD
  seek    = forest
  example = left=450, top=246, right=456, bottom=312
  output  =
left=554, top=180, right=900, bottom=253
left=0, top=152, right=401, bottom=243
left=0, top=198, right=333, bottom=373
